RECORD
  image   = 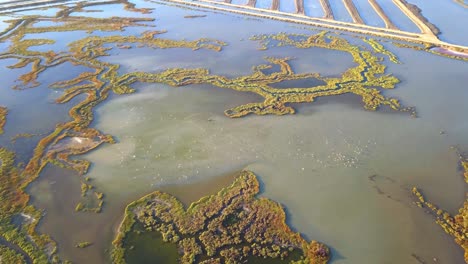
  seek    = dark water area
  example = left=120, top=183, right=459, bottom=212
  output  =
left=124, top=224, right=303, bottom=264
left=124, top=224, right=179, bottom=264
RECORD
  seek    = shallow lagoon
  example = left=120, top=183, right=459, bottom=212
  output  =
left=1, top=0, right=467, bottom=263
left=74, top=17, right=468, bottom=262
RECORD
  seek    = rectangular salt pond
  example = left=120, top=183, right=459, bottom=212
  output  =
left=231, top=0, right=249, bottom=6
left=279, top=0, right=296, bottom=13
left=374, top=0, right=419, bottom=33
left=304, top=0, right=324, bottom=17
left=255, top=0, right=273, bottom=10
left=350, top=0, right=385, bottom=27
left=328, top=0, right=353, bottom=22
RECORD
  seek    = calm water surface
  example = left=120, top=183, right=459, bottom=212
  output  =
left=1, top=1, right=466, bottom=264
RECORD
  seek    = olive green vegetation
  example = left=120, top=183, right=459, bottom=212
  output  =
left=98, top=31, right=408, bottom=118
left=246, top=32, right=410, bottom=116
left=0, top=244, right=27, bottom=264
left=412, top=155, right=468, bottom=263
left=75, top=242, right=92, bottom=249
left=112, top=171, right=330, bottom=264
left=123, top=225, right=179, bottom=264
left=0, top=106, right=7, bottom=135
left=363, top=38, right=401, bottom=64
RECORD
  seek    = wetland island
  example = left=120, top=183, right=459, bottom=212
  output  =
left=0, top=0, right=467, bottom=263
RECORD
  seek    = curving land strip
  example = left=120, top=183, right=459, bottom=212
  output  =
left=295, top=0, right=304, bottom=14
left=454, top=0, right=468, bottom=8
left=392, top=0, right=439, bottom=36
left=0, top=107, right=7, bottom=135
left=271, top=0, right=279, bottom=10
left=318, top=0, right=334, bottom=19
left=342, top=0, right=364, bottom=24
left=368, top=0, right=398, bottom=30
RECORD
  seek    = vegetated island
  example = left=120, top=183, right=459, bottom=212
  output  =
left=112, top=170, right=330, bottom=264
left=412, top=154, right=468, bottom=263
left=0, top=106, right=7, bottom=135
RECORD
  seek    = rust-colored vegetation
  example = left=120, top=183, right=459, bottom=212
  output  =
left=0, top=0, right=227, bottom=262
left=413, top=155, right=468, bottom=263
left=0, top=147, right=57, bottom=263
left=112, top=170, right=330, bottom=264
left=0, top=106, right=7, bottom=134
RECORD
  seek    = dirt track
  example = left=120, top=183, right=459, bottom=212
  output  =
left=271, top=0, right=279, bottom=10
left=392, top=0, right=436, bottom=36
left=395, top=0, right=439, bottom=35
left=342, top=0, right=364, bottom=24
left=318, top=0, right=334, bottom=19
left=295, top=0, right=304, bottom=14
left=368, top=0, right=397, bottom=29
